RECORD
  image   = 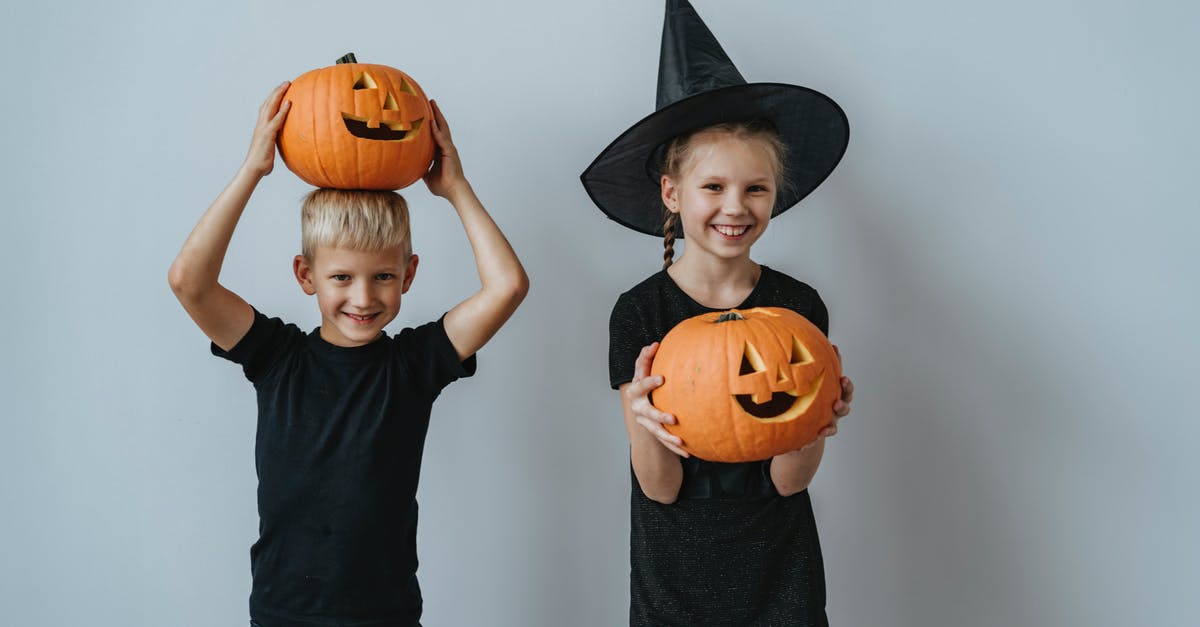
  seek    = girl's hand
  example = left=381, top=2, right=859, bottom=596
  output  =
left=242, top=81, right=291, bottom=179
left=625, top=343, right=689, bottom=457
left=802, top=345, right=854, bottom=449
left=423, top=99, right=468, bottom=199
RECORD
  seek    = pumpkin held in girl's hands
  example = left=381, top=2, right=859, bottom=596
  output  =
left=650, top=307, right=842, bottom=463
left=279, top=54, right=435, bottom=190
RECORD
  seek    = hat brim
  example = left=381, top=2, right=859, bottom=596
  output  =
left=581, top=82, right=849, bottom=237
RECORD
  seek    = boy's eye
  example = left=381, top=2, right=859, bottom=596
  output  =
left=332, top=274, right=351, bottom=282
left=375, top=273, right=395, bottom=281
left=703, top=183, right=723, bottom=191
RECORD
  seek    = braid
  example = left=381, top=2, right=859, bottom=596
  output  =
left=662, top=211, right=678, bottom=269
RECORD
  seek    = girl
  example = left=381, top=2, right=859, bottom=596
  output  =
left=607, top=120, right=853, bottom=625
left=581, top=1, right=853, bottom=623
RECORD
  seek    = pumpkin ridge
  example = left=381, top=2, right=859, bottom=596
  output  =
left=308, top=70, right=336, bottom=189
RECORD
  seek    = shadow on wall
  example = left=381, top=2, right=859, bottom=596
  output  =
left=829, top=177, right=1070, bottom=625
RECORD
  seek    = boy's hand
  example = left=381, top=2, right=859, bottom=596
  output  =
left=242, top=81, right=292, bottom=179
left=422, top=100, right=468, bottom=199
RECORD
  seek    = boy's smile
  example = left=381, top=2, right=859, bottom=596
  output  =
left=294, top=244, right=419, bottom=347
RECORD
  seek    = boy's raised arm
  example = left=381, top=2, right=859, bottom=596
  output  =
left=168, top=82, right=292, bottom=352
left=424, top=100, right=529, bottom=361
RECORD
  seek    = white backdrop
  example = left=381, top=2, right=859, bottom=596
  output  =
left=2, top=1, right=1197, bottom=625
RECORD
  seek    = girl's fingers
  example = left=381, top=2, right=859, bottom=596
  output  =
left=631, top=394, right=673, bottom=425
left=636, top=416, right=684, bottom=449
left=639, top=406, right=674, bottom=426
left=633, top=343, right=659, bottom=380
left=841, top=376, right=854, bottom=402
left=661, top=439, right=689, bottom=458
left=625, top=375, right=660, bottom=401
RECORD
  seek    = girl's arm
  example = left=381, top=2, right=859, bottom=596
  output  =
left=621, top=343, right=686, bottom=504
left=427, top=101, right=529, bottom=361
left=771, top=373, right=854, bottom=495
left=168, top=82, right=291, bottom=352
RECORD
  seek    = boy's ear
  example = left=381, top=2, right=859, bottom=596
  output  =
left=401, top=254, right=419, bottom=294
left=661, top=175, right=680, bottom=214
left=293, top=255, right=317, bottom=296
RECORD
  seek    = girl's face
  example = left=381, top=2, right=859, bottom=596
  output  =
left=662, top=131, right=779, bottom=263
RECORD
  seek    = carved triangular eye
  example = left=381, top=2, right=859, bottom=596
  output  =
left=399, top=77, right=417, bottom=95
left=790, top=337, right=814, bottom=365
left=353, top=72, right=378, bottom=90
left=740, top=342, right=765, bottom=375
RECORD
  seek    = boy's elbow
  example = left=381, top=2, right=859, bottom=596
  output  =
left=492, top=271, right=529, bottom=311
left=167, top=259, right=210, bottom=302
left=167, top=261, right=191, bottom=296
left=510, top=271, right=530, bottom=304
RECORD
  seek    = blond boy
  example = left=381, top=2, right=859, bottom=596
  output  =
left=168, top=82, right=528, bottom=627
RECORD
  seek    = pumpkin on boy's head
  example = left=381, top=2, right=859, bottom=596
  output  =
left=650, top=307, right=841, bottom=463
left=279, top=54, right=435, bottom=190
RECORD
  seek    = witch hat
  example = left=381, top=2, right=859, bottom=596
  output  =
left=581, top=0, right=849, bottom=237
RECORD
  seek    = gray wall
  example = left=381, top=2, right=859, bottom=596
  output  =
left=2, top=1, right=1197, bottom=625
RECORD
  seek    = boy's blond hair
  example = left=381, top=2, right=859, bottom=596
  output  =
left=300, top=189, right=412, bottom=260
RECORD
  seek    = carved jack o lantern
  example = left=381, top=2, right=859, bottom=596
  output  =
left=650, top=307, right=841, bottom=462
left=279, top=53, right=435, bottom=190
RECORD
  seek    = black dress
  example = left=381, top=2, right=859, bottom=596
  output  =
left=609, top=266, right=831, bottom=626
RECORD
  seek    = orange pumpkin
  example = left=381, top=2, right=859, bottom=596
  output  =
left=650, top=307, right=842, bottom=462
left=279, top=53, right=435, bottom=190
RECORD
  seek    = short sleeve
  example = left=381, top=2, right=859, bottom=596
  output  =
left=609, top=291, right=651, bottom=390
left=210, top=309, right=303, bottom=383
left=809, top=295, right=830, bottom=337
left=394, top=315, right=477, bottom=394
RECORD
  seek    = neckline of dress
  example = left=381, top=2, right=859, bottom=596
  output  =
left=662, top=264, right=769, bottom=311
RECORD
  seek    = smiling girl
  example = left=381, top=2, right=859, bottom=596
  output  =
left=582, top=1, right=854, bottom=623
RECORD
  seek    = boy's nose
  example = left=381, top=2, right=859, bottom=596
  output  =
left=350, top=283, right=375, bottom=307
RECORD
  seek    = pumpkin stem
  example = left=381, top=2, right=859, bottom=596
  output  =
left=716, top=311, right=745, bottom=323
left=337, top=52, right=358, bottom=64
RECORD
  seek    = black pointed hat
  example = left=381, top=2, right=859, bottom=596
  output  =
left=581, top=0, right=849, bottom=237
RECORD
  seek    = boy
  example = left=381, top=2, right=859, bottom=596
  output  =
left=168, top=82, right=528, bottom=626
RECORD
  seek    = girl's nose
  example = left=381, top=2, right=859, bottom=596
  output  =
left=722, top=192, right=749, bottom=214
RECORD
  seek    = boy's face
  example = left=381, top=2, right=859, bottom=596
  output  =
left=293, top=244, right=419, bottom=347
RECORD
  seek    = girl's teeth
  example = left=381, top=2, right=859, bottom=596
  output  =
left=715, top=225, right=749, bottom=236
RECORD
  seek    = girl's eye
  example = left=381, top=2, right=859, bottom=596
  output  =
left=748, top=185, right=770, bottom=193
left=703, top=183, right=723, bottom=191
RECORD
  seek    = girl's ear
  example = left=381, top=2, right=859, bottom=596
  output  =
left=293, top=255, right=317, bottom=296
left=661, top=175, right=680, bottom=214
left=401, top=253, right=420, bottom=294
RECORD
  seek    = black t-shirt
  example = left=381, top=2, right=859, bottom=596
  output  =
left=609, top=266, right=830, bottom=626
left=213, top=310, right=475, bottom=627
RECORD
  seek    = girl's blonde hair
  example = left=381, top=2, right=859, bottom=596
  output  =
left=659, top=120, right=787, bottom=269
left=300, top=189, right=412, bottom=260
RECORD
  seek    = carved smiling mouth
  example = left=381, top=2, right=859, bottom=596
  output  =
left=341, top=114, right=424, bottom=141
left=735, top=373, right=825, bottom=423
